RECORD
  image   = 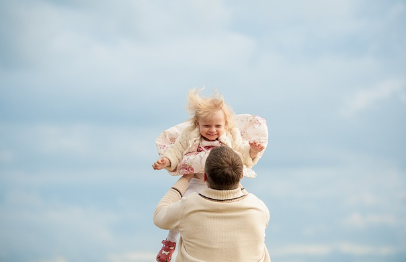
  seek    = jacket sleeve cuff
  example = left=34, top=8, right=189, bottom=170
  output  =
left=172, top=177, right=190, bottom=196
left=164, top=155, right=179, bottom=172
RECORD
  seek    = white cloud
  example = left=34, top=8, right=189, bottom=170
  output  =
left=3, top=189, right=45, bottom=208
left=254, top=154, right=404, bottom=200
left=0, top=0, right=257, bottom=101
left=343, top=192, right=380, bottom=207
left=272, top=243, right=399, bottom=257
left=337, top=243, right=397, bottom=256
left=40, top=258, right=69, bottom=262
left=0, top=149, right=14, bottom=163
left=0, top=123, right=157, bottom=166
left=1, top=0, right=235, bottom=67
left=272, top=244, right=332, bottom=256
left=0, top=190, right=120, bottom=255
left=343, top=212, right=398, bottom=228
left=108, top=252, right=157, bottom=262
left=339, top=79, right=406, bottom=117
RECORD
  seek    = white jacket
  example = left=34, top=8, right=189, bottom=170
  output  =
left=163, top=126, right=261, bottom=176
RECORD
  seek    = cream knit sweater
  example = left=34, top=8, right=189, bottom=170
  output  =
left=154, top=177, right=271, bottom=262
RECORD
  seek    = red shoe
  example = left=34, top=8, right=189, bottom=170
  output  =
left=156, top=239, right=177, bottom=262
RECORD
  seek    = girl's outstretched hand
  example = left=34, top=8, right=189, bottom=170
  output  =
left=152, top=157, right=170, bottom=170
left=249, top=140, right=265, bottom=153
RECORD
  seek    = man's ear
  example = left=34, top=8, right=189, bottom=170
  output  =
left=203, top=173, right=207, bottom=182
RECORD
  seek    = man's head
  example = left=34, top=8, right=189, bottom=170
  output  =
left=204, top=146, right=243, bottom=190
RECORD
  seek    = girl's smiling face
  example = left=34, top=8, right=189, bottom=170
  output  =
left=197, top=110, right=226, bottom=141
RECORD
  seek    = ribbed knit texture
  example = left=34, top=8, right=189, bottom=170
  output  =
left=154, top=177, right=271, bottom=262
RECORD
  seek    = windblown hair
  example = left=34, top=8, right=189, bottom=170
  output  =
left=205, top=146, right=243, bottom=190
left=185, top=88, right=235, bottom=130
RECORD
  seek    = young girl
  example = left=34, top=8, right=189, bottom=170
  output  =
left=152, top=88, right=265, bottom=262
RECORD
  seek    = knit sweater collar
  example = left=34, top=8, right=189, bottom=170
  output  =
left=198, top=187, right=246, bottom=202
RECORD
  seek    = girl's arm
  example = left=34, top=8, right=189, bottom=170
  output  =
left=229, top=128, right=263, bottom=168
left=162, top=130, right=190, bottom=171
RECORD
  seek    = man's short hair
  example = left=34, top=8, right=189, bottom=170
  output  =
left=205, top=146, right=243, bottom=190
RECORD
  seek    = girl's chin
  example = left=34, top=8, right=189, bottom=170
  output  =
left=203, top=135, right=218, bottom=141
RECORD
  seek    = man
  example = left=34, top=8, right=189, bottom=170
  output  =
left=153, top=145, right=271, bottom=262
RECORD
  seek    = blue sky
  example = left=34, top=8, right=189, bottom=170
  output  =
left=0, top=0, right=405, bottom=262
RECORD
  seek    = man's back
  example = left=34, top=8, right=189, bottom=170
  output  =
left=177, top=187, right=270, bottom=262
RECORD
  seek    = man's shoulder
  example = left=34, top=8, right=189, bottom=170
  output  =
left=181, top=192, right=200, bottom=202
left=245, top=193, right=268, bottom=207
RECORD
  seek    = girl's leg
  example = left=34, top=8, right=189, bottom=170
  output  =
left=164, top=177, right=207, bottom=242
left=166, top=228, right=179, bottom=242
left=157, top=177, right=207, bottom=262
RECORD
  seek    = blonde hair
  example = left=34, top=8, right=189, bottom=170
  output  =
left=185, top=88, right=235, bottom=130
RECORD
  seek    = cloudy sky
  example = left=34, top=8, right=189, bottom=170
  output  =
left=1, top=0, right=405, bottom=262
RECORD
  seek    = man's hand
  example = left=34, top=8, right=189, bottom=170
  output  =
left=182, top=173, right=195, bottom=182
left=152, top=157, right=170, bottom=170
